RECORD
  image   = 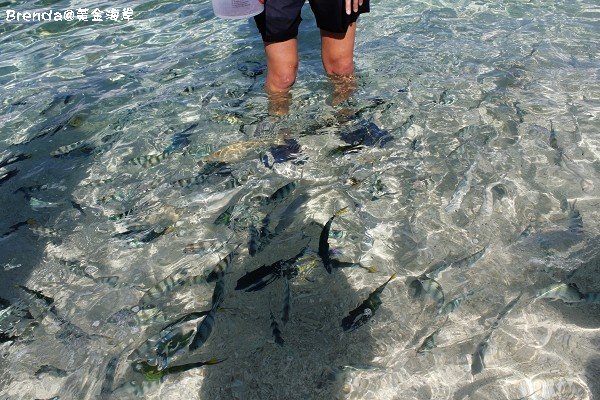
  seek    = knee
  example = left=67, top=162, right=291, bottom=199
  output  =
left=323, top=57, right=354, bottom=77
left=267, top=65, right=298, bottom=92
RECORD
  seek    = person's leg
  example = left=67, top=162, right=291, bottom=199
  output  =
left=264, top=39, right=299, bottom=115
left=320, top=23, right=357, bottom=105
left=253, top=0, right=304, bottom=115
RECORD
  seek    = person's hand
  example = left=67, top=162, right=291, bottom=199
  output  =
left=346, top=0, right=363, bottom=15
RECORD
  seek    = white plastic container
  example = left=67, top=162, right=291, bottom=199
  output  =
left=211, top=0, right=264, bottom=19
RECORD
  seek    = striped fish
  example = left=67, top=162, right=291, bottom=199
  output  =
left=133, top=357, right=222, bottom=382
left=262, top=181, right=297, bottom=206
left=28, top=225, right=60, bottom=238
left=187, top=249, right=236, bottom=352
left=183, top=240, right=219, bottom=256
left=127, top=151, right=172, bottom=168
left=248, top=215, right=273, bottom=257
left=188, top=307, right=216, bottom=351
left=408, top=276, right=445, bottom=310
left=248, top=224, right=260, bottom=256
left=29, top=197, right=62, bottom=210
left=138, top=268, right=191, bottom=309
left=214, top=204, right=234, bottom=226
left=472, top=293, right=522, bottom=375
left=154, top=311, right=210, bottom=369
left=50, top=139, right=90, bottom=157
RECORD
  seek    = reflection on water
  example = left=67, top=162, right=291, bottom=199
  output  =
left=1, top=0, right=599, bottom=399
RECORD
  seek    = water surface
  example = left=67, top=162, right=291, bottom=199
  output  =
left=1, top=0, right=599, bottom=399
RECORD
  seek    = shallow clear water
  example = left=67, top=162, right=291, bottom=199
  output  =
left=1, top=0, right=599, bottom=399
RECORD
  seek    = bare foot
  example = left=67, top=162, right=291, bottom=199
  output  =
left=330, top=74, right=357, bottom=106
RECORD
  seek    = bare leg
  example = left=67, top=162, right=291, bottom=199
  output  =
left=320, top=22, right=358, bottom=106
left=264, top=39, right=299, bottom=116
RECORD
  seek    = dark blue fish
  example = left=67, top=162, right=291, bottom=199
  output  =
left=0, top=169, right=19, bottom=186
left=0, top=297, right=10, bottom=309
left=270, top=311, right=284, bottom=346
left=18, top=285, right=57, bottom=315
left=238, top=61, right=265, bottom=78
left=235, top=248, right=306, bottom=292
left=40, top=94, right=73, bottom=115
left=330, top=143, right=366, bottom=156
left=235, top=263, right=281, bottom=292
left=262, top=139, right=301, bottom=167
left=248, top=224, right=260, bottom=256
left=1, top=219, right=32, bottom=240
left=340, top=120, right=393, bottom=148
left=164, top=123, right=198, bottom=153
left=0, top=152, right=30, bottom=168
left=71, top=200, right=86, bottom=215
left=318, top=212, right=341, bottom=274
left=342, top=274, right=397, bottom=332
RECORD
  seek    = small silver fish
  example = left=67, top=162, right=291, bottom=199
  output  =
left=549, top=121, right=559, bottom=150
left=440, top=291, right=474, bottom=315
left=417, top=327, right=442, bottom=353
left=445, top=161, right=477, bottom=213
left=183, top=240, right=219, bottom=256
left=28, top=225, right=60, bottom=237
left=471, top=332, right=491, bottom=375
left=536, top=282, right=584, bottom=303
left=567, top=201, right=583, bottom=234
left=29, top=197, right=62, bottom=210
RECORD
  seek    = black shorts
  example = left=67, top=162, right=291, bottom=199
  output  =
left=254, top=0, right=370, bottom=43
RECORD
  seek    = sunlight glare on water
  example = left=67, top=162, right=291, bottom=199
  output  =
left=0, top=0, right=599, bottom=399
